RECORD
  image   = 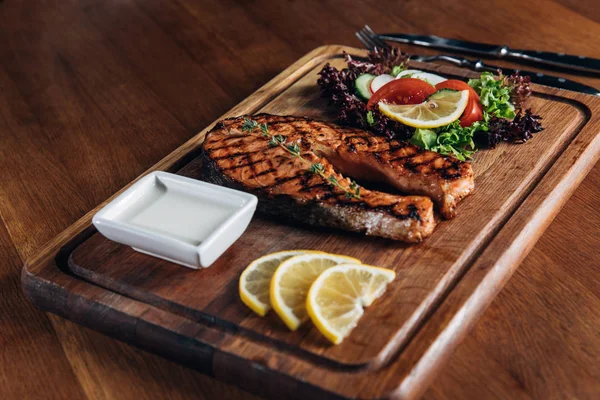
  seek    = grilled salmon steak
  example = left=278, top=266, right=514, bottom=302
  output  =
left=201, top=114, right=473, bottom=242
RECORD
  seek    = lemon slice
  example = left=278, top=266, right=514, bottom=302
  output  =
left=379, top=89, right=469, bottom=129
left=239, top=250, right=323, bottom=316
left=306, top=264, right=395, bottom=345
left=270, top=253, right=361, bottom=330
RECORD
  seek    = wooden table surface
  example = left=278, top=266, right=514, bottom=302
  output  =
left=1, top=0, right=599, bottom=399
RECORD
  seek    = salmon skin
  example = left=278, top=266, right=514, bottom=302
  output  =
left=201, top=114, right=473, bottom=242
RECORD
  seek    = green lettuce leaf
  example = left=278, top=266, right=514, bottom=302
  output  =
left=406, top=71, right=530, bottom=160
left=390, top=64, right=406, bottom=77
left=409, top=119, right=488, bottom=161
left=410, top=129, right=437, bottom=149
left=468, top=72, right=516, bottom=119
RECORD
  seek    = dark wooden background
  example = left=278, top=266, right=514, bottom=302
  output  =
left=1, top=0, right=599, bottom=398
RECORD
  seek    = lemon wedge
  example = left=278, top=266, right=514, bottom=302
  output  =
left=306, top=264, right=395, bottom=345
left=379, top=89, right=469, bottom=129
left=239, top=250, right=324, bottom=316
left=270, top=253, right=360, bottom=330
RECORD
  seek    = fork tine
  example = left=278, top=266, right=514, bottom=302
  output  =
left=360, top=29, right=379, bottom=50
left=360, top=31, right=377, bottom=50
left=358, top=28, right=380, bottom=51
left=355, top=31, right=375, bottom=51
left=363, top=25, right=391, bottom=50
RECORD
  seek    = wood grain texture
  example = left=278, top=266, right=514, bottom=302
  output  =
left=0, top=221, right=86, bottom=399
left=22, top=45, right=600, bottom=399
left=0, top=0, right=599, bottom=399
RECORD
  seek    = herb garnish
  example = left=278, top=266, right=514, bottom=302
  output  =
left=242, top=118, right=361, bottom=199
left=241, top=118, right=259, bottom=132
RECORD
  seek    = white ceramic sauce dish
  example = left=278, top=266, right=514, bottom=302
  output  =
left=92, top=171, right=257, bottom=268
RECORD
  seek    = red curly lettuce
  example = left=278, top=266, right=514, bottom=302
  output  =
left=317, top=49, right=412, bottom=139
left=317, top=48, right=542, bottom=157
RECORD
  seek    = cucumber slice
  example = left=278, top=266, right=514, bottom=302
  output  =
left=355, top=74, right=376, bottom=100
left=426, top=88, right=458, bottom=100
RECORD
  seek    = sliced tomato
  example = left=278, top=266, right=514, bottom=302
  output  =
left=367, top=78, right=436, bottom=110
left=459, top=97, right=483, bottom=127
left=435, top=80, right=483, bottom=127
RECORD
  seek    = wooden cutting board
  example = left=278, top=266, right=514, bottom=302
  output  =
left=22, top=45, right=600, bottom=400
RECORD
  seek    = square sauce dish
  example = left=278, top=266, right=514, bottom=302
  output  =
left=92, top=171, right=257, bottom=268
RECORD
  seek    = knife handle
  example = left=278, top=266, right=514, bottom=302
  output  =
left=505, top=49, right=600, bottom=75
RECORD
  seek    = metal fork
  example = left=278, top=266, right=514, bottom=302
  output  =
left=355, top=25, right=392, bottom=52
left=356, top=25, right=488, bottom=67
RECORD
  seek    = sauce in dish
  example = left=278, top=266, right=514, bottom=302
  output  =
left=93, top=171, right=257, bottom=268
left=125, top=182, right=235, bottom=246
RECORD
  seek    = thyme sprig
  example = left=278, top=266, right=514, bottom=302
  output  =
left=242, top=118, right=361, bottom=199
left=309, top=163, right=361, bottom=199
left=241, top=118, right=259, bottom=132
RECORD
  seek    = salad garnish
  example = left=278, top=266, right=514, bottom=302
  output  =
left=317, top=48, right=543, bottom=161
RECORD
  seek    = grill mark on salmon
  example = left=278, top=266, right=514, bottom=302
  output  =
left=201, top=114, right=473, bottom=242
left=312, top=118, right=474, bottom=218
